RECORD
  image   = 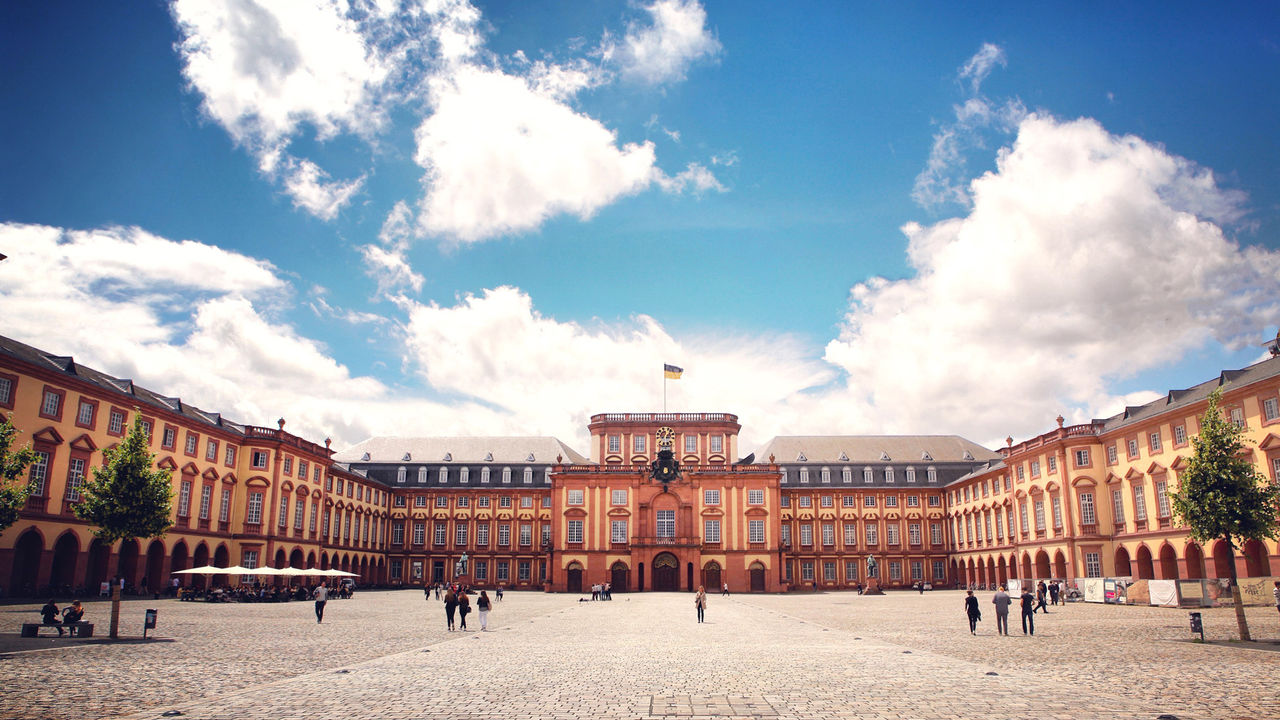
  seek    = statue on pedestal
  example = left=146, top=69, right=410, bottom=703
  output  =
left=454, top=552, right=469, bottom=578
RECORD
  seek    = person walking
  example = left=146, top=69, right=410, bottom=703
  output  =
left=964, top=590, right=981, bottom=635
left=444, top=587, right=458, bottom=631
left=457, top=589, right=471, bottom=630
left=1273, top=580, right=1279, bottom=617
left=695, top=585, right=707, bottom=623
left=313, top=582, right=329, bottom=623
left=496, top=585, right=503, bottom=602
left=1034, top=581, right=1049, bottom=614
left=477, top=590, right=492, bottom=631
left=1049, top=581, right=1060, bottom=606
left=992, top=586, right=1011, bottom=635
left=722, top=582, right=729, bottom=597
left=1020, top=586, right=1036, bottom=635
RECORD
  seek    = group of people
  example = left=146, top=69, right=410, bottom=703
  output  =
left=589, top=583, right=612, bottom=600
left=434, top=583, right=494, bottom=632
left=38, top=599, right=85, bottom=636
left=966, top=580, right=1059, bottom=636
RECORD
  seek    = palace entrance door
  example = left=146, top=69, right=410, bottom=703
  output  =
left=653, top=553, right=679, bottom=591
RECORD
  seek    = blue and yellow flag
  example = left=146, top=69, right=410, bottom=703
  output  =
left=663, top=363, right=683, bottom=379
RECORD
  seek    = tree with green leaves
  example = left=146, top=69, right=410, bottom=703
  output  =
left=1169, top=388, right=1280, bottom=642
left=0, top=413, right=38, bottom=535
left=74, top=411, right=173, bottom=638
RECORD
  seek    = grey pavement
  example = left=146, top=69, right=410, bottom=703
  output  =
left=0, top=590, right=1277, bottom=720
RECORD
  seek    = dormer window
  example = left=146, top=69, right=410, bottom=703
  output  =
left=442, top=452, right=452, bottom=462
left=885, top=467, right=895, bottom=483
left=927, top=466, right=937, bottom=483
left=502, top=467, right=512, bottom=483
left=485, top=452, right=493, bottom=461
left=417, top=467, right=428, bottom=484
left=403, top=452, right=411, bottom=461
left=962, top=450, right=975, bottom=461
left=438, top=467, right=448, bottom=483
left=361, top=452, right=371, bottom=461
left=879, top=451, right=891, bottom=462
left=838, top=452, right=849, bottom=462
left=821, top=467, right=830, bottom=483
left=523, top=466, right=533, bottom=484
left=526, top=453, right=535, bottom=462
left=460, top=467, right=470, bottom=483
left=396, top=466, right=407, bottom=483
left=796, top=452, right=807, bottom=462
left=842, top=467, right=852, bottom=483
left=799, top=468, right=810, bottom=483
left=921, top=451, right=932, bottom=461
left=863, top=467, right=873, bottom=483
left=481, top=467, right=491, bottom=483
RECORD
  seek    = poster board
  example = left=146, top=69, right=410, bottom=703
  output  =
left=1238, top=576, right=1279, bottom=606
left=1148, top=579, right=1179, bottom=607
left=1126, top=579, right=1149, bottom=605
left=1083, top=577, right=1105, bottom=603
left=1178, top=580, right=1207, bottom=607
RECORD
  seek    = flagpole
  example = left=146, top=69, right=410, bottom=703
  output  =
left=664, top=374, right=667, bottom=413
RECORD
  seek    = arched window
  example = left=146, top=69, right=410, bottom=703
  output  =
left=523, top=466, right=533, bottom=484
left=416, top=466, right=427, bottom=483
left=481, top=467, right=490, bottom=483
left=799, top=468, right=810, bottom=483
left=906, top=467, right=916, bottom=483
left=885, top=467, right=895, bottom=483
left=438, top=467, right=448, bottom=483
left=927, top=466, right=937, bottom=483
left=502, top=467, right=512, bottom=483
left=460, top=467, right=469, bottom=483
left=863, top=467, right=873, bottom=483
left=842, top=467, right=852, bottom=483
left=397, top=466, right=407, bottom=484
left=821, top=467, right=830, bottom=483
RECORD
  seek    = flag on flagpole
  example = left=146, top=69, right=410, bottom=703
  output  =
left=663, top=364, right=683, bottom=379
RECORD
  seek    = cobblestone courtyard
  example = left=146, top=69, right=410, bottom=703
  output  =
left=1, top=589, right=1277, bottom=720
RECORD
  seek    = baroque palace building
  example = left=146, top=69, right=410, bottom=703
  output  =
left=0, top=331, right=1277, bottom=596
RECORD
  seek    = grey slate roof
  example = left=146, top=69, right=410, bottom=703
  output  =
left=1097, top=353, right=1280, bottom=432
left=750, top=435, right=1001, bottom=465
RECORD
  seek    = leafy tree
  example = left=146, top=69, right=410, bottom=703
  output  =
left=74, top=411, right=173, bottom=637
left=1169, top=388, right=1280, bottom=641
left=0, top=413, right=38, bottom=535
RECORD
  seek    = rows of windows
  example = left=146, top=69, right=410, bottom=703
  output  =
left=785, top=466, right=941, bottom=484
left=395, top=465, right=550, bottom=485
left=781, top=493, right=940, bottom=508
left=606, top=433, right=726, bottom=455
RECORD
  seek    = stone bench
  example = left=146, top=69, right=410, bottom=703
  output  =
left=20, top=622, right=94, bottom=638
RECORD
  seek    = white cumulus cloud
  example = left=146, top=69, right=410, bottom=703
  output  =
left=827, top=114, right=1280, bottom=445
left=609, top=0, right=721, bottom=86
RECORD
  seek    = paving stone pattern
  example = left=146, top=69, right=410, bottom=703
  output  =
left=0, top=590, right=1276, bottom=720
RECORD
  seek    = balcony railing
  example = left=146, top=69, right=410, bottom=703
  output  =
left=590, top=412, right=738, bottom=424
left=630, top=535, right=701, bottom=548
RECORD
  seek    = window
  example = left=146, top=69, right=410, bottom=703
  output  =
left=1079, top=492, right=1096, bottom=525
left=1149, top=432, right=1162, bottom=453
left=251, top=450, right=268, bottom=469
left=864, top=524, right=878, bottom=545
left=821, top=523, right=834, bottom=546
left=219, top=489, right=231, bottom=523
left=65, top=458, right=86, bottom=503
left=1264, top=397, right=1280, bottom=422
left=224, top=445, right=236, bottom=467
left=780, top=495, right=790, bottom=508
left=684, top=435, right=698, bottom=453
left=703, top=489, right=720, bottom=505
left=76, top=400, right=95, bottom=427
left=519, top=523, right=532, bottom=546
left=27, top=451, right=48, bottom=496
left=863, top=496, right=876, bottom=507
left=1034, top=500, right=1046, bottom=531
left=518, top=560, right=531, bottom=581
left=499, top=495, right=512, bottom=508
left=460, top=467, right=469, bottom=484
left=520, top=495, right=533, bottom=508
left=277, top=496, right=289, bottom=528
left=910, top=561, right=923, bottom=582
left=842, top=467, right=852, bottom=483
left=498, top=523, right=511, bottom=546
left=798, top=496, right=812, bottom=508
left=283, top=457, right=293, bottom=475
left=710, top=435, right=723, bottom=453
left=932, top=560, right=946, bottom=582
left=656, top=509, right=675, bottom=538
left=392, top=521, right=406, bottom=545
left=1127, top=438, right=1139, bottom=458
left=612, top=519, right=629, bottom=544
left=821, top=467, right=831, bottom=483
left=567, top=520, right=583, bottom=543
left=863, top=467, right=873, bottom=483
left=1112, top=489, right=1125, bottom=524
left=608, top=435, right=620, bottom=453
left=1016, top=465, right=1025, bottom=481
left=161, top=426, right=177, bottom=450
left=294, top=499, right=305, bottom=530
left=108, top=409, right=126, bottom=436
left=906, top=495, right=919, bottom=507
left=309, top=502, right=318, bottom=532
left=908, top=523, right=921, bottom=545
left=434, top=523, right=447, bottom=545
left=477, top=495, right=490, bottom=508
left=480, top=467, right=491, bottom=483
left=456, top=523, right=469, bottom=546
left=781, top=525, right=791, bottom=545
left=1047, top=456, right=1057, bottom=473
left=886, top=524, right=899, bottom=546
left=184, top=433, right=198, bottom=456
left=928, top=495, right=941, bottom=507
left=242, top=550, right=259, bottom=582
left=704, top=519, right=721, bottom=544
left=206, top=439, right=218, bottom=462
left=476, top=523, right=490, bottom=545
left=747, top=489, right=763, bottom=505
left=40, top=387, right=63, bottom=419
left=824, top=561, right=837, bottom=582
left=799, top=524, right=813, bottom=546
left=748, top=519, right=764, bottom=543
left=1174, top=425, right=1188, bottom=445
left=1020, top=502, right=1029, bottom=533
left=820, top=495, right=833, bottom=508
left=927, top=467, right=937, bottom=483
left=1274, top=456, right=1280, bottom=482
left=434, top=495, right=448, bottom=508
left=0, top=375, right=11, bottom=408
left=905, top=467, right=916, bottom=483
left=1155, top=479, right=1170, bottom=518
left=633, top=435, right=646, bottom=453
left=568, top=489, right=584, bottom=505
left=496, top=561, right=510, bottom=581
left=801, top=561, right=814, bottom=582
left=177, top=480, right=192, bottom=517
left=1074, top=449, right=1090, bottom=467
left=439, top=467, right=448, bottom=484
left=799, top=467, right=810, bottom=484
left=415, top=522, right=428, bottom=545
left=930, top=523, right=942, bottom=545
left=884, top=495, right=898, bottom=507
left=297, top=460, right=308, bottom=479
left=523, top=466, right=533, bottom=484
left=1085, top=552, right=1102, bottom=578
left=1230, top=407, right=1245, bottom=429
left=885, top=467, right=894, bottom=483
left=502, top=467, right=512, bottom=483
left=841, top=495, right=855, bottom=507
left=1051, top=496, right=1062, bottom=529
left=1107, top=444, right=1118, bottom=464
left=1133, top=485, right=1148, bottom=521
left=889, top=561, right=902, bottom=581
left=1030, top=460, right=1040, bottom=477
left=246, top=492, right=264, bottom=525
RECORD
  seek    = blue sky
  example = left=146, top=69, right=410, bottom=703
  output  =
left=2, top=1, right=1278, bottom=452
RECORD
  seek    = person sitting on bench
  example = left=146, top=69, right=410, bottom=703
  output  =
left=41, top=599, right=64, bottom=636
left=62, top=601, right=84, bottom=633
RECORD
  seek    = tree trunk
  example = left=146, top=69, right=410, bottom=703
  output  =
left=1225, top=536, right=1251, bottom=642
left=110, top=582, right=121, bottom=639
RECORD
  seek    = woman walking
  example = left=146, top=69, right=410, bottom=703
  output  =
left=457, top=589, right=471, bottom=631
left=444, top=587, right=458, bottom=631
left=964, top=590, right=982, bottom=635
left=477, top=590, right=491, bottom=631
left=695, top=585, right=707, bottom=623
